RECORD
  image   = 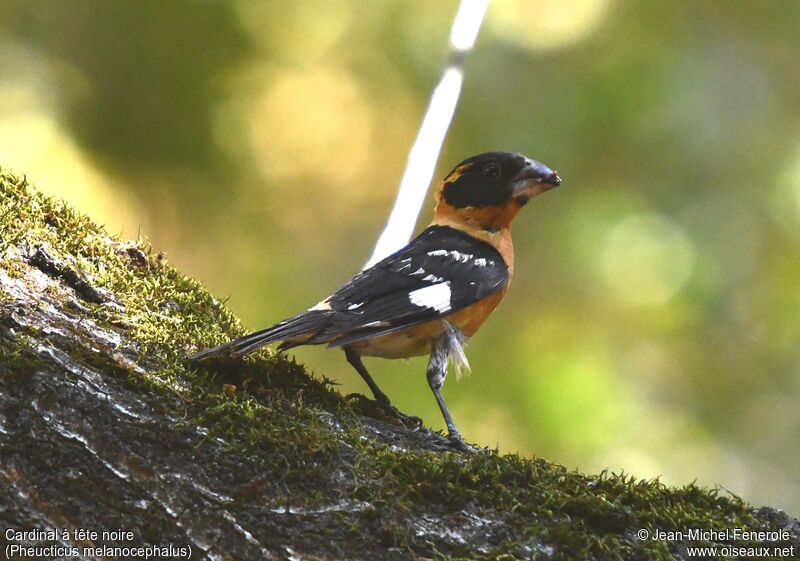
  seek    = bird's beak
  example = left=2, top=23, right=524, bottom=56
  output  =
left=511, top=159, right=562, bottom=202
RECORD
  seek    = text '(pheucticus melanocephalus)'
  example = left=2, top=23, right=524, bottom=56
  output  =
left=192, top=151, right=561, bottom=451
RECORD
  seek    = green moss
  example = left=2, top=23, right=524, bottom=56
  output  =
left=0, top=168, right=789, bottom=560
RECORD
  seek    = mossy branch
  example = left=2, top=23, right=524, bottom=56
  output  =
left=1, top=169, right=798, bottom=560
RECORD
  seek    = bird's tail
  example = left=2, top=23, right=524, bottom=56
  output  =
left=189, top=309, right=335, bottom=360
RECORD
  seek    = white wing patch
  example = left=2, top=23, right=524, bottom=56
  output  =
left=408, top=282, right=452, bottom=313
left=450, top=250, right=473, bottom=263
left=426, top=249, right=478, bottom=264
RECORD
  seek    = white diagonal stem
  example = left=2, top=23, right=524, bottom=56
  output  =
left=364, top=0, right=489, bottom=269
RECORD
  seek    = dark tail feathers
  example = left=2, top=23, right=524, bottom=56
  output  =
left=189, top=309, right=334, bottom=360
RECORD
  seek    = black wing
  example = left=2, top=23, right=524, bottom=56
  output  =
left=190, top=225, right=509, bottom=359
left=310, top=225, right=509, bottom=346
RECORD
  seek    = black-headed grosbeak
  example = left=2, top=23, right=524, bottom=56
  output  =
left=192, top=151, right=561, bottom=451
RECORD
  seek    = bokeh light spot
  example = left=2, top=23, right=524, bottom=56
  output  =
left=487, top=0, right=611, bottom=51
left=243, top=65, right=373, bottom=185
left=0, top=113, right=146, bottom=237
left=770, top=146, right=800, bottom=236
left=0, top=40, right=145, bottom=236
left=232, top=0, right=353, bottom=64
left=600, top=213, right=695, bottom=306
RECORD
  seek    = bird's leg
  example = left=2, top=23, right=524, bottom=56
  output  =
left=344, top=348, right=421, bottom=427
left=427, top=333, right=476, bottom=453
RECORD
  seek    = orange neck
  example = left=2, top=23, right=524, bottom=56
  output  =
left=433, top=200, right=523, bottom=231
left=431, top=197, right=517, bottom=275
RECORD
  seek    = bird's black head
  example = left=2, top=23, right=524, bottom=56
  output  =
left=441, top=151, right=561, bottom=208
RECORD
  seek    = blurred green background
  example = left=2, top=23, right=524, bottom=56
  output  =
left=2, top=0, right=798, bottom=514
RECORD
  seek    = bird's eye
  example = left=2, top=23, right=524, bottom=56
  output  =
left=483, top=162, right=501, bottom=179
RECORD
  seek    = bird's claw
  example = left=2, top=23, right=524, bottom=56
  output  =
left=446, top=431, right=479, bottom=454
left=380, top=402, right=423, bottom=428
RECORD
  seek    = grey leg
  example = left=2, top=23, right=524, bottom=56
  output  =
left=345, top=348, right=421, bottom=427
left=427, top=333, right=476, bottom=453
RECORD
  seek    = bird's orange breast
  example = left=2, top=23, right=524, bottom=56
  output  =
left=346, top=286, right=510, bottom=359
left=446, top=287, right=508, bottom=337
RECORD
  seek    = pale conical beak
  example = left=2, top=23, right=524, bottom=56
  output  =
left=511, top=159, right=562, bottom=201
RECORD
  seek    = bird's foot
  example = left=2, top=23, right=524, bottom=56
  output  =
left=350, top=392, right=424, bottom=428
left=445, top=431, right=480, bottom=454
left=378, top=400, right=423, bottom=429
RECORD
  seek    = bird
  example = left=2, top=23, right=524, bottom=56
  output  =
left=191, top=151, right=561, bottom=451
